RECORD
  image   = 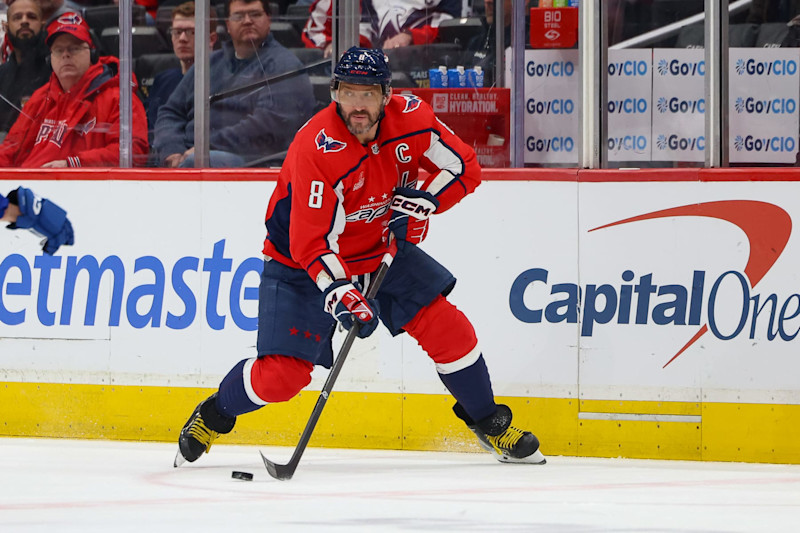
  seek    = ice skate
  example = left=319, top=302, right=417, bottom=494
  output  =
left=174, top=394, right=236, bottom=467
left=454, top=403, right=546, bottom=464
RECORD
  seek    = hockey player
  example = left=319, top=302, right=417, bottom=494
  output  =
left=0, top=186, right=74, bottom=254
left=175, top=47, right=545, bottom=467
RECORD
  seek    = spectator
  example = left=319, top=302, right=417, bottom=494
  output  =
left=153, top=0, right=314, bottom=168
left=36, top=0, right=82, bottom=25
left=111, top=0, right=159, bottom=26
left=0, top=0, right=51, bottom=138
left=747, top=0, right=800, bottom=24
left=0, top=13, right=148, bottom=167
left=144, top=1, right=217, bottom=147
left=302, top=0, right=460, bottom=58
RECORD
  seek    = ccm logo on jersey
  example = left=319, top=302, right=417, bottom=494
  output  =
left=315, top=128, right=347, bottom=153
left=399, top=94, right=422, bottom=113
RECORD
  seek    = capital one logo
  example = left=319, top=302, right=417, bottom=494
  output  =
left=510, top=201, right=792, bottom=368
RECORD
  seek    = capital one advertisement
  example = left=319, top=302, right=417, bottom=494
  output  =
left=3, top=174, right=800, bottom=408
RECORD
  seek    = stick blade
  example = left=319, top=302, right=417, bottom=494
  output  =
left=260, top=451, right=295, bottom=481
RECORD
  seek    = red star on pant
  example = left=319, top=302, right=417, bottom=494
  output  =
left=289, top=327, right=299, bottom=336
left=304, top=330, right=312, bottom=339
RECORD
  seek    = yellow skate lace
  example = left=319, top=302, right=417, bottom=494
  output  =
left=187, top=415, right=219, bottom=453
left=487, top=426, right=524, bottom=454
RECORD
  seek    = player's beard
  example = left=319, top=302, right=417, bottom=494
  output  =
left=340, top=104, right=386, bottom=136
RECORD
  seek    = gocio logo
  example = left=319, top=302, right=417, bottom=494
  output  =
left=607, top=135, right=648, bottom=152
left=607, top=60, right=648, bottom=77
left=526, top=60, right=575, bottom=78
left=656, top=96, right=705, bottom=114
left=526, top=135, right=575, bottom=153
left=734, top=96, right=796, bottom=114
left=735, top=58, right=797, bottom=76
left=526, top=97, right=574, bottom=115
left=657, top=58, right=705, bottom=76
left=509, top=201, right=792, bottom=368
left=656, top=134, right=705, bottom=151
left=608, top=98, right=648, bottom=114
left=733, top=135, right=796, bottom=152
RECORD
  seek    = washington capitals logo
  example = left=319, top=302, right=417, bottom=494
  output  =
left=56, top=13, right=84, bottom=25
left=315, top=128, right=346, bottom=153
left=399, top=94, right=421, bottom=113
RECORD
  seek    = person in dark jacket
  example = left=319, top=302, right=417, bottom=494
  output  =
left=153, top=0, right=315, bottom=168
left=144, top=1, right=218, bottom=149
left=0, top=0, right=51, bottom=139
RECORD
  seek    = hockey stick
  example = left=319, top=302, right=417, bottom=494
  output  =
left=261, top=251, right=394, bottom=480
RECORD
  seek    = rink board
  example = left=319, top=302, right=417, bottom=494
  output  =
left=1, top=168, right=799, bottom=464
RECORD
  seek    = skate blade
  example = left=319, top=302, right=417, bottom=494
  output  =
left=174, top=450, right=187, bottom=468
left=496, top=448, right=547, bottom=465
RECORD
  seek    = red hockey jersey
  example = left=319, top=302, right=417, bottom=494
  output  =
left=262, top=93, right=481, bottom=287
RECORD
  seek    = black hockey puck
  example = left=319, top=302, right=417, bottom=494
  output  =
left=232, top=470, right=254, bottom=481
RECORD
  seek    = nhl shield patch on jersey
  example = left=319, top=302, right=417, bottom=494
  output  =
left=400, top=94, right=421, bottom=113
left=315, top=129, right=347, bottom=153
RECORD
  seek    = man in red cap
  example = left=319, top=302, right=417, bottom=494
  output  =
left=0, top=12, right=148, bottom=167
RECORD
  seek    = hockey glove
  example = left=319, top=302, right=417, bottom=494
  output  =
left=0, top=192, right=8, bottom=219
left=322, top=280, right=380, bottom=338
left=7, top=187, right=75, bottom=255
left=388, top=187, right=440, bottom=250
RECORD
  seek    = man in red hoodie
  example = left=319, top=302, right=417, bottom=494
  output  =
left=0, top=12, right=148, bottom=167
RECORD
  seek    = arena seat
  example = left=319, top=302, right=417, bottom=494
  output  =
left=756, top=22, right=791, bottom=47
left=269, top=21, right=303, bottom=48
left=384, top=43, right=462, bottom=87
left=310, top=74, right=333, bottom=113
left=674, top=23, right=760, bottom=48
left=289, top=47, right=329, bottom=75
left=134, top=53, right=182, bottom=97
left=82, top=5, right=146, bottom=37
left=100, top=26, right=171, bottom=58
left=437, top=17, right=484, bottom=49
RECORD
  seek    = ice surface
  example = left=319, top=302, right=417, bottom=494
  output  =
left=1, top=438, right=799, bottom=532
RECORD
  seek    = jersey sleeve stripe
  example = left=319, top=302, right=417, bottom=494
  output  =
left=320, top=252, right=348, bottom=280
left=325, top=182, right=346, bottom=254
